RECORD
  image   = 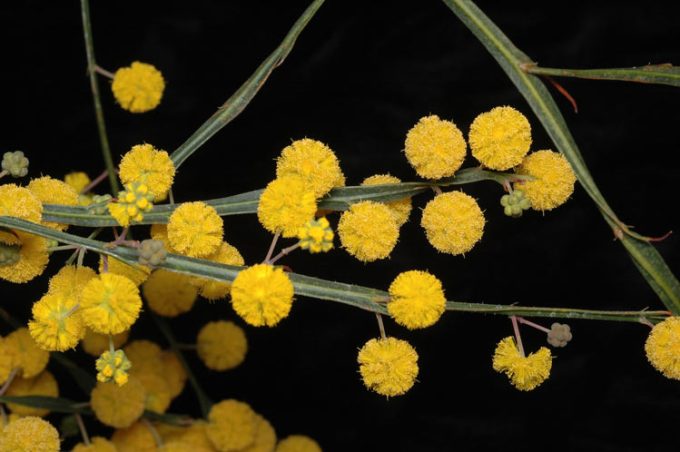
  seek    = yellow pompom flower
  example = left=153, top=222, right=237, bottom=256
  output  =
left=276, top=138, right=345, bottom=198
left=168, top=201, right=223, bottom=257
left=64, top=171, right=91, bottom=193
left=0, top=231, right=49, bottom=283
left=96, top=349, right=132, bottom=386
left=276, top=435, right=322, bottom=452
left=358, top=337, right=419, bottom=397
left=27, top=175, right=78, bottom=230
left=361, top=174, right=412, bottom=227
left=80, top=273, right=143, bottom=335
left=0, top=416, right=60, bottom=452
left=124, top=340, right=163, bottom=375
left=231, top=264, right=295, bottom=327
left=515, top=150, right=577, bottom=211
left=404, top=115, right=467, bottom=179
left=82, top=330, right=129, bottom=356
left=297, top=217, right=334, bottom=253
left=5, top=370, right=59, bottom=417
left=0, top=183, right=43, bottom=223
left=29, top=291, right=85, bottom=351
left=0, top=338, right=15, bottom=385
left=469, top=106, right=532, bottom=170
left=108, top=181, right=155, bottom=227
left=240, top=415, right=277, bottom=452
left=136, top=369, right=172, bottom=413
left=73, top=436, right=117, bottom=452
left=192, top=241, right=245, bottom=300
left=143, top=269, right=198, bottom=317
left=197, top=321, right=247, bottom=371
left=257, top=176, right=318, bottom=238
left=99, top=255, right=150, bottom=286
left=150, top=223, right=175, bottom=251
left=161, top=350, right=187, bottom=398
left=421, top=191, right=485, bottom=255
left=492, top=336, right=552, bottom=391
left=337, top=201, right=399, bottom=262
left=118, top=143, right=176, bottom=201
left=90, top=376, right=147, bottom=428
left=645, top=316, right=680, bottom=380
left=161, top=421, right=213, bottom=449
left=206, top=399, right=258, bottom=452
left=4, top=327, right=49, bottom=378
left=112, top=61, right=165, bottom=113
left=111, top=421, right=158, bottom=452
left=47, top=265, right=97, bottom=300
left=387, top=270, right=446, bottom=329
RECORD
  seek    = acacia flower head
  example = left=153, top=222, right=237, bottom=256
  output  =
left=79, top=273, right=143, bottom=335
left=143, top=269, right=198, bottom=317
left=0, top=230, right=49, bottom=284
left=297, top=217, right=334, bottom=253
left=4, top=327, right=50, bottom=378
left=91, top=376, right=147, bottom=428
left=206, top=399, right=258, bottom=452
left=0, top=416, right=60, bottom=452
left=257, top=175, right=318, bottom=238
left=108, top=181, right=155, bottom=227
left=5, top=370, right=59, bottom=417
left=421, top=191, right=485, bottom=255
left=161, top=350, right=187, bottom=399
left=191, top=241, right=244, bottom=301
left=64, top=171, right=91, bottom=193
left=469, top=106, right=532, bottom=170
left=338, top=201, right=399, bottom=262
left=123, top=339, right=163, bottom=375
left=48, top=265, right=97, bottom=300
left=361, top=174, right=412, bottom=227
left=99, top=255, right=150, bottom=286
left=645, top=316, right=680, bottom=380
left=358, top=337, right=419, bottom=397
left=493, top=336, right=552, bottom=391
left=168, top=201, right=224, bottom=257
left=136, top=368, right=172, bottom=413
left=29, top=291, right=85, bottom=351
left=73, top=437, right=117, bottom=452
left=111, top=61, right=165, bottom=113
left=197, top=321, right=248, bottom=371
left=388, top=270, right=446, bottom=329
left=118, top=143, right=176, bottom=201
left=404, top=115, right=467, bottom=179
left=231, top=264, right=295, bottom=327
left=0, top=183, right=43, bottom=223
left=96, top=349, right=132, bottom=386
left=276, top=435, right=322, bottom=452
left=111, top=421, right=158, bottom=451
left=27, top=176, right=79, bottom=231
left=276, top=138, right=345, bottom=198
left=515, top=150, right=576, bottom=211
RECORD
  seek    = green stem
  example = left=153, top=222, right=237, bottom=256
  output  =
left=522, top=63, right=680, bottom=88
left=80, top=0, right=119, bottom=196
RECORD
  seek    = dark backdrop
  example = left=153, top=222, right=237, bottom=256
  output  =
left=1, top=1, right=679, bottom=451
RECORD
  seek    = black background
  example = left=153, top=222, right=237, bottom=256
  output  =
left=1, top=1, right=680, bottom=451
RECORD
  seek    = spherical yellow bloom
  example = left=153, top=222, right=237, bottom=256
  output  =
left=143, top=269, right=198, bottom=317
left=96, top=349, right=132, bottom=386
left=421, top=191, right=484, bottom=255
left=361, top=174, right=412, bottom=227
left=150, top=223, right=175, bottom=252
left=5, top=371, right=58, bottom=417
left=645, top=316, right=680, bottom=380
left=161, top=421, right=213, bottom=449
left=469, top=106, right=532, bottom=170
left=119, top=143, right=176, bottom=201
left=0, top=183, right=43, bottom=223
left=108, top=181, right=155, bottom=227
left=197, top=321, right=247, bottom=371
left=192, top=241, right=244, bottom=300
left=47, top=265, right=97, bottom=300
left=29, top=291, right=85, bottom=351
left=492, top=336, right=552, bottom=391
left=276, top=138, right=345, bottom=198
left=99, top=255, right=151, bottom=286
left=4, top=327, right=49, bottom=378
left=358, top=337, right=419, bottom=397
left=515, top=150, right=576, bottom=211
left=206, top=399, right=258, bottom=451
left=404, top=115, right=467, bottom=179
left=239, top=415, right=277, bottom=452
left=257, top=176, right=317, bottom=238
left=90, top=376, right=147, bottom=428
left=136, top=369, right=172, bottom=413
left=231, top=264, right=295, bottom=327
left=112, top=61, right=165, bottom=113
left=0, top=338, right=14, bottom=385
left=160, top=350, right=187, bottom=398
left=73, top=436, right=117, bottom=452
left=64, top=171, right=91, bottom=193
left=168, top=202, right=223, bottom=257
left=82, top=329, right=129, bottom=356
left=124, top=340, right=163, bottom=375
left=388, top=270, right=446, bottom=329
left=276, top=435, right=322, bottom=452
left=337, top=201, right=399, bottom=262
left=0, top=231, right=49, bottom=283
left=80, top=273, right=143, bottom=335
left=297, top=217, right=334, bottom=254
left=0, top=416, right=60, bottom=451
left=27, top=176, right=78, bottom=230
left=111, top=421, right=158, bottom=452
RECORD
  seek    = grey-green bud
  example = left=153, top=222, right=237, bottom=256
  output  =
left=87, top=194, right=113, bottom=215
left=138, top=239, right=167, bottom=267
left=547, top=323, right=572, bottom=347
left=1, top=151, right=29, bottom=178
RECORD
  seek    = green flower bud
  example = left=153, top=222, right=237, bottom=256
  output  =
left=1, top=151, right=29, bottom=178
left=138, top=239, right=167, bottom=267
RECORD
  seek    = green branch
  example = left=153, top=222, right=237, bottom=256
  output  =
left=0, top=217, right=669, bottom=324
left=522, top=63, right=680, bottom=88
left=170, top=0, right=325, bottom=168
left=80, top=0, right=119, bottom=196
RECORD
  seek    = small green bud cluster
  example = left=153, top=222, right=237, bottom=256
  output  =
left=1, top=151, right=29, bottom=178
left=87, top=194, right=113, bottom=215
left=138, top=239, right=167, bottom=267
left=500, top=189, right=531, bottom=217
left=547, top=323, right=572, bottom=347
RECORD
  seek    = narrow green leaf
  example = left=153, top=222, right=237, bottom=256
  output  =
left=523, top=64, right=680, bottom=87
left=0, top=395, right=92, bottom=414
left=440, top=0, right=680, bottom=314
left=170, top=0, right=325, bottom=168
left=59, top=415, right=81, bottom=439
